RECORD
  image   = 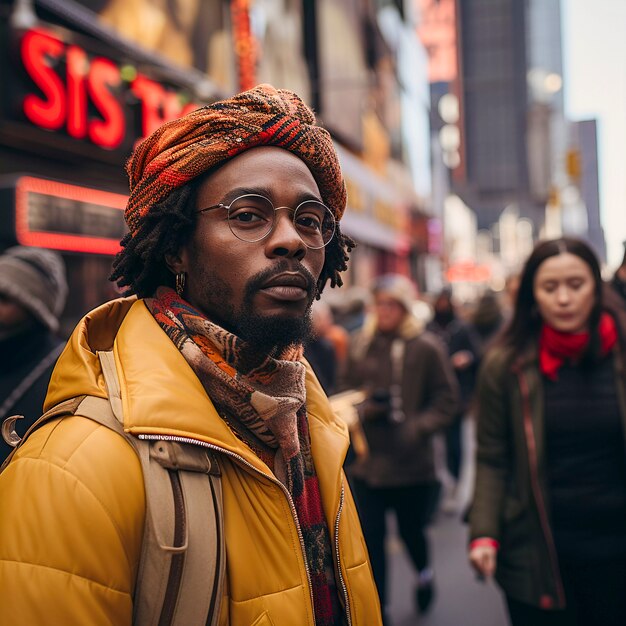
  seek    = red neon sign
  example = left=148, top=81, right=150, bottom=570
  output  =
left=445, top=261, right=492, bottom=283
left=131, top=75, right=197, bottom=138
left=87, top=57, right=124, bottom=148
left=22, top=29, right=66, bottom=130
left=15, top=176, right=128, bottom=255
left=66, top=45, right=88, bottom=138
left=19, top=28, right=201, bottom=149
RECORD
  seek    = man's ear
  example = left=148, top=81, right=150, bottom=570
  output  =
left=165, top=249, right=186, bottom=275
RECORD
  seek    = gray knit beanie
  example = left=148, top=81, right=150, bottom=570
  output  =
left=372, top=273, right=417, bottom=313
left=0, top=246, right=68, bottom=332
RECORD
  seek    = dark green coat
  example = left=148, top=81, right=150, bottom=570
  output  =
left=469, top=339, right=626, bottom=609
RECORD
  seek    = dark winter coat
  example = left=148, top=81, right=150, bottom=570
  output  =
left=611, top=272, right=626, bottom=307
left=0, top=325, right=64, bottom=461
left=469, top=310, right=626, bottom=609
left=345, top=314, right=459, bottom=487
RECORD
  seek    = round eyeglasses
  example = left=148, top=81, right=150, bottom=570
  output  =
left=196, top=194, right=336, bottom=249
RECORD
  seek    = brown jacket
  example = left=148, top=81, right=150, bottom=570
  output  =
left=345, top=314, right=459, bottom=487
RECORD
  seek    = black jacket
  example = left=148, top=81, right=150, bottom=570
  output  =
left=0, top=325, right=64, bottom=461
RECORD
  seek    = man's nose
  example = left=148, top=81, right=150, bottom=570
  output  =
left=265, top=209, right=306, bottom=260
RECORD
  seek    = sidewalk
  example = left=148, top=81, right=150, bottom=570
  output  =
left=386, top=417, right=510, bottom=625
left=387, top=513, right=509, bottom=626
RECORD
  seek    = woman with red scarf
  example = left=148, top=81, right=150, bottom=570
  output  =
left=468, top=237, right=626, bottom=626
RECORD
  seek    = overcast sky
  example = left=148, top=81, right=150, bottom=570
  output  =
left=562, top=0, right=626, bottom=268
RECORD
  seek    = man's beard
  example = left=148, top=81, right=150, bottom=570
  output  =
left=234, top=263, right=316, bottom=354
left=201, top=261, right=317, bottom=355
left=235, top=309, right=313, bottom=355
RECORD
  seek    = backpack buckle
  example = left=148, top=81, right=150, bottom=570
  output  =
left=1, top=415, right=24, bottom=447
left=150, top=439, right=220, bottom=475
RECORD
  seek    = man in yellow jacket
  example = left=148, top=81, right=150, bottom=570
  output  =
left=0, top=84, right=382, bottom=626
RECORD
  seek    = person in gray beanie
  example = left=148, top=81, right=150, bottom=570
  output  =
left=0, top=246, right=68, bottom=461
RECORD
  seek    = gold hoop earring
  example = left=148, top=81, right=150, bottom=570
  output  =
left=175, top=272, right=186, bottom=296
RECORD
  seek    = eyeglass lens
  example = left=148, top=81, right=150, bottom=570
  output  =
left=227, top=194, right=335, bottom=249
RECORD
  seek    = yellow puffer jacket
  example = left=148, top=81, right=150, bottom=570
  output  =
left=0, top=298, right=381, bottom=626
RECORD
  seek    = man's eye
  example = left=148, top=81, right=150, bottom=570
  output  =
left=230, top=209, right=266, bottom=223
left=296, top=215, right=322, bottom=231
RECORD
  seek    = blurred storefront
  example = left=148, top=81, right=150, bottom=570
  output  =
left=0, top=0, right=226, bottom=331
left=1, top=0, right=435, bottom=330
left=336, top=144, right=412, bottom=287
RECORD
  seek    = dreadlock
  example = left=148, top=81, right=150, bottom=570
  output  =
left=110, top=179, right=355, bottom=298
left=317, top=226, right=355, bottom=295
left=109, top=180, right=200, bottom=298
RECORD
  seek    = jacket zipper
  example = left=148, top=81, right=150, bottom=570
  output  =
left=334, top=480, right=352, bottom=626
left=138, top=433, right=319, bottom=625
left=516, top=370, right=566, bottom=608
left=206, top=472, right=223, bottom=626
left=158, top=471, right=186, bottom=626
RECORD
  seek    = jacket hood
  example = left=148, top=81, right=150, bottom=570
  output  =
left=46, top=297, right=138, bottom=407
left=46, top=298, right=349, bottom=478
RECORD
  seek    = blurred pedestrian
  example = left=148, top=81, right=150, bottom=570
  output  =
left=347, top=274, right=458, bottom=621
left=427, top=287, right=457, bottom=341
left=610, top=239, right=626, bottom=306
left=469, top=237, right=626, bottom=626
left=427, top=288, right=480, bottom=512
left=503, top=271, right=522, bottom=320
left=468, top=290, right=504, bottom=353
left=333, top=285, right=370, bottom=334
left=0, top=246, right=67, bottom=461
left=322, top=303, right=350, bottom=371
left=0, top=85, right=381, bottom=626
left=305, top=300, right=338, bottom=395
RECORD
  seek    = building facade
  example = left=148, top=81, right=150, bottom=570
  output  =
left=454, top=0, right=568, bottom=272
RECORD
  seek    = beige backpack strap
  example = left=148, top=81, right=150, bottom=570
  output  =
left=97, top=350, right=124, bottom=423
left=95, top=351, right=225, bottom=626
left=149, top=441, right=225, bottom=626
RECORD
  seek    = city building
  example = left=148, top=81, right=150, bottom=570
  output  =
left=566, top=119, right=607, bottom=262
left=454, top=0, right=568, bottom=273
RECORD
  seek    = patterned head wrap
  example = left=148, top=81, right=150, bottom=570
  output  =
left=125, top=84, right=346, bottom=238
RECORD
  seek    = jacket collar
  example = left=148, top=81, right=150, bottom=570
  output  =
left=118, top=300, right=349, bottom=487
left=47, top=297, right=349, bottom=483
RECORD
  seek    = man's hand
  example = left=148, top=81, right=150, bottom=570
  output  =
left=469, top=542, right=497, bottom=579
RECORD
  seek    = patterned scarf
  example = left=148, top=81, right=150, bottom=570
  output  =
left=145, top=287, right=343, bottom=625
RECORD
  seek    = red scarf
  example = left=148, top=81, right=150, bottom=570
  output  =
left=539, top=312, right=618, bottom=381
